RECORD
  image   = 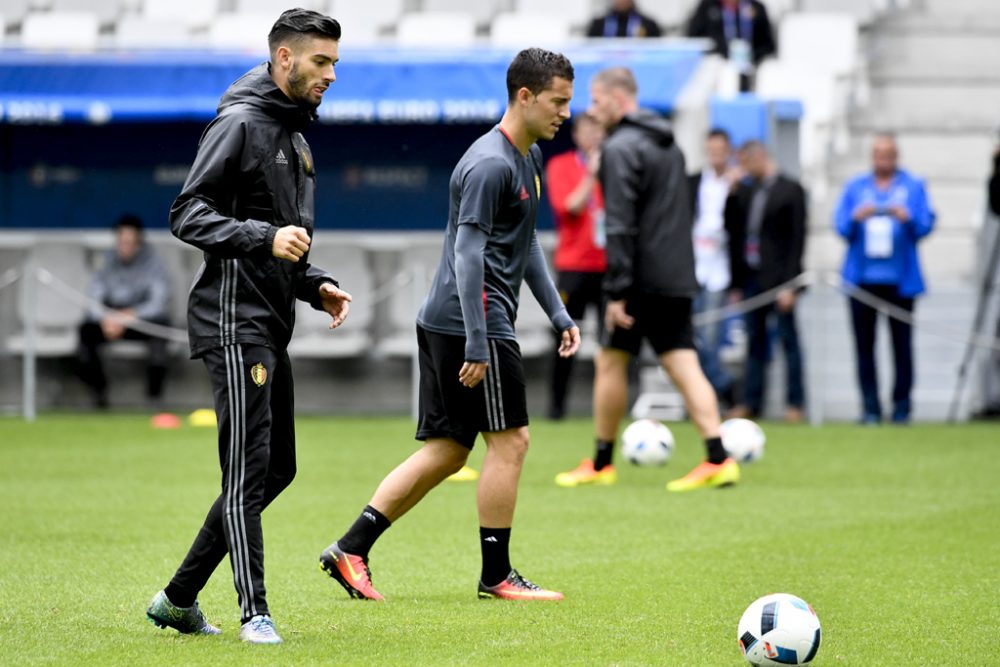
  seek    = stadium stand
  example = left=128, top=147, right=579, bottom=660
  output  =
left=5, top=243, right=88, bottom=357
left=208, top=12, right=274, bottom=52
left=50, top=0, right=125, bottom=27
left=237, top=0, right=325, bottom=13
left=0, top=0, right=29, bottom=27
left=327, top=0, right=405, bottom=42
left=1, top=0, right=995, bottom=420
left=395, top=11, right=478, bottom=47
left=376, top=242, right=440, bottom=358
left=286, top=242, right=376, bottom=359
left=114, top=15, right=194, bottom=48
left=490, top=12, right=575, bottom=48
left=421, top=0, right=500, bottom=29
left=21, top=10, right=100, bottom=50
left=512, top=0, right=593, bottom=31
left=140, top=0, right=220, bottom=30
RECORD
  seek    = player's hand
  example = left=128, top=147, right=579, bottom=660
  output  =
left=605, top=299, right=634, bottom=332
left=459, top=361, right=488, bottom=388
left=586, top=149, right=602, bottom=177
left=100, top=313, right=127, bottom=340
left=272, top=225, right=311, bottom=262
left=776, top=289, right=797, bottom=313
left=319, top=283, right=352, bottom=329
left=853, top=203, right=877, bottom=221
left=888, top=205, right=911, bottom=222
left=558, top=326, right=581, bottom=358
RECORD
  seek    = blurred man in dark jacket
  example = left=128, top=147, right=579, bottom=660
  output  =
left=726, top=141, right=807, bottom=422
left=687, top=0, right=776, bottom=91
left=555, top=67, right=739, bottom=494
left=587, top=0, right=661, bottom=38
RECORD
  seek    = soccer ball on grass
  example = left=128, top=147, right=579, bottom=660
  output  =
left=720, top=418, right=766, bottom=463
left=737, top=593, right=821, bottom=666
left=621, top=419, right=674, bottom=466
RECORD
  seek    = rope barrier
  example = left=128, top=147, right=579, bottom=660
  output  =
left=823, top=274, right=1000, bottom=353
left=690, top=271, right=813, bottom=326
left=24, top=263, right=1000, bottom=354
left=32, top=265, right=419, bottom=346
left=36, top=267, right=189, bottom=344
left=688, top=269, right=1000, bottom=353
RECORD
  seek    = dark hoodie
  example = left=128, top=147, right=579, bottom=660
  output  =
left=170, top=63, right=337, bottom=358
left=599, top=109, right=698, bottom=300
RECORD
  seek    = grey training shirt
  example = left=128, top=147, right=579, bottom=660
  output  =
left=418, top=125, right=568, bottom=359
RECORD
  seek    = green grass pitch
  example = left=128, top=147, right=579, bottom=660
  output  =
left=1, top=414, right=998, bottom=666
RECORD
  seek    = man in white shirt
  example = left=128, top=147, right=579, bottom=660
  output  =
left=687, top=128, right=740, bottom=407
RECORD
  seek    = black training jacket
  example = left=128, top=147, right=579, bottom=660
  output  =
left=600, top=109, right=698, bottom=300
left=170, top=63, right=337, bottom=358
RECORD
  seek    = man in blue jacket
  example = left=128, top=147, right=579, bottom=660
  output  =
left=834, top=132, right=935, bottom=424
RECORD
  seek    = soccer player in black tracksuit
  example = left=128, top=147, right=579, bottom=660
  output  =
left=318, top=49, right=581, bottom=603
left=144, top=10, right=351, bottom=645
left=554, top=67, right=739, bottom=492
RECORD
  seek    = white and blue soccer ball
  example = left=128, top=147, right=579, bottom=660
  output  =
left=738, top=593, right=822, bottom=666
left=720, top=418, right=766, bottom=463
left=621, top=419, right=674, bottom=466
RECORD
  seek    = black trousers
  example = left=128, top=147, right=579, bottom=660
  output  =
left=848, top=284, right=914, bottom=420
left=550, top=270, right=604, bottom=415
left=77, top=320, right=168, bottom=399
left=167, top=344, right=296, bottom=623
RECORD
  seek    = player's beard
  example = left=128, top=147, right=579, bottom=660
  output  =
left=287, top=62, right=320, bottom=109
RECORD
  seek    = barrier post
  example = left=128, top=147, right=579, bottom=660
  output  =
left=21, top=257, right=37, bottom=422
left=808, top=274, right=825, bottom=426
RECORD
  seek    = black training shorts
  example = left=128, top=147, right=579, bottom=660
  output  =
left=415, top=325, right=529, bottom=449
left=600, top=294, right=696, bottom=356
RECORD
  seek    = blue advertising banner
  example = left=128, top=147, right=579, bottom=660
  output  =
left=0, top=41, right=706, bottom=125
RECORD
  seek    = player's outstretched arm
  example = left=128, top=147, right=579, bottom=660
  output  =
left=523, top=232, right=578, bottom=356
left=454, top=223, right=489, bottom=365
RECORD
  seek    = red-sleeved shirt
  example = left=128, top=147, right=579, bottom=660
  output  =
left=545, top=150, right=607, bottom=272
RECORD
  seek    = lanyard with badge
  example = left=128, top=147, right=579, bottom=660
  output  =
left=863, top=183, right=906, bottom=259
left=604, top=12, right=642, bottom=37
left=723, top=1, right=754, bottom=73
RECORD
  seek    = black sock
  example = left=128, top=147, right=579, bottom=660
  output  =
left=593, top=439, right=615, bottom=471
left=337, top=505, right=392, bottom=559
left=705, top=436, right=728, bottom=464
left=479, top=527, right=512, bottom=587
left=163, top=584, right=195, bottom=609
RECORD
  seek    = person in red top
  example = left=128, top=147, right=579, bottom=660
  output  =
left=545, top=113, right=607, bottom=419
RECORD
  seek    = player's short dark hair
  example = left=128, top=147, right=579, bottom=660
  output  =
left=739, top=139, right=769, bottom=158
left=114, top=214, right=143, bottom=232
left=268, top=8, right=341, bottom=58
left=707, top=127, right=731, bottom=144
left=592, top=67, right=638, bottom=97
left=506, top=48, right=574, bottom=102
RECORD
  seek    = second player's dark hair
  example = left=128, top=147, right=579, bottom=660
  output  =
left=506, top=48, right=574, bottom=102
left=268, top=8, right=341, bottom=57
left=707, top=127, right=731, bottom=143
left=114, top=214, right=144, bottom=232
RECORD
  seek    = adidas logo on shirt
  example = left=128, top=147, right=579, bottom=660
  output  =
left=275, top=149, right=288, bottom=165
